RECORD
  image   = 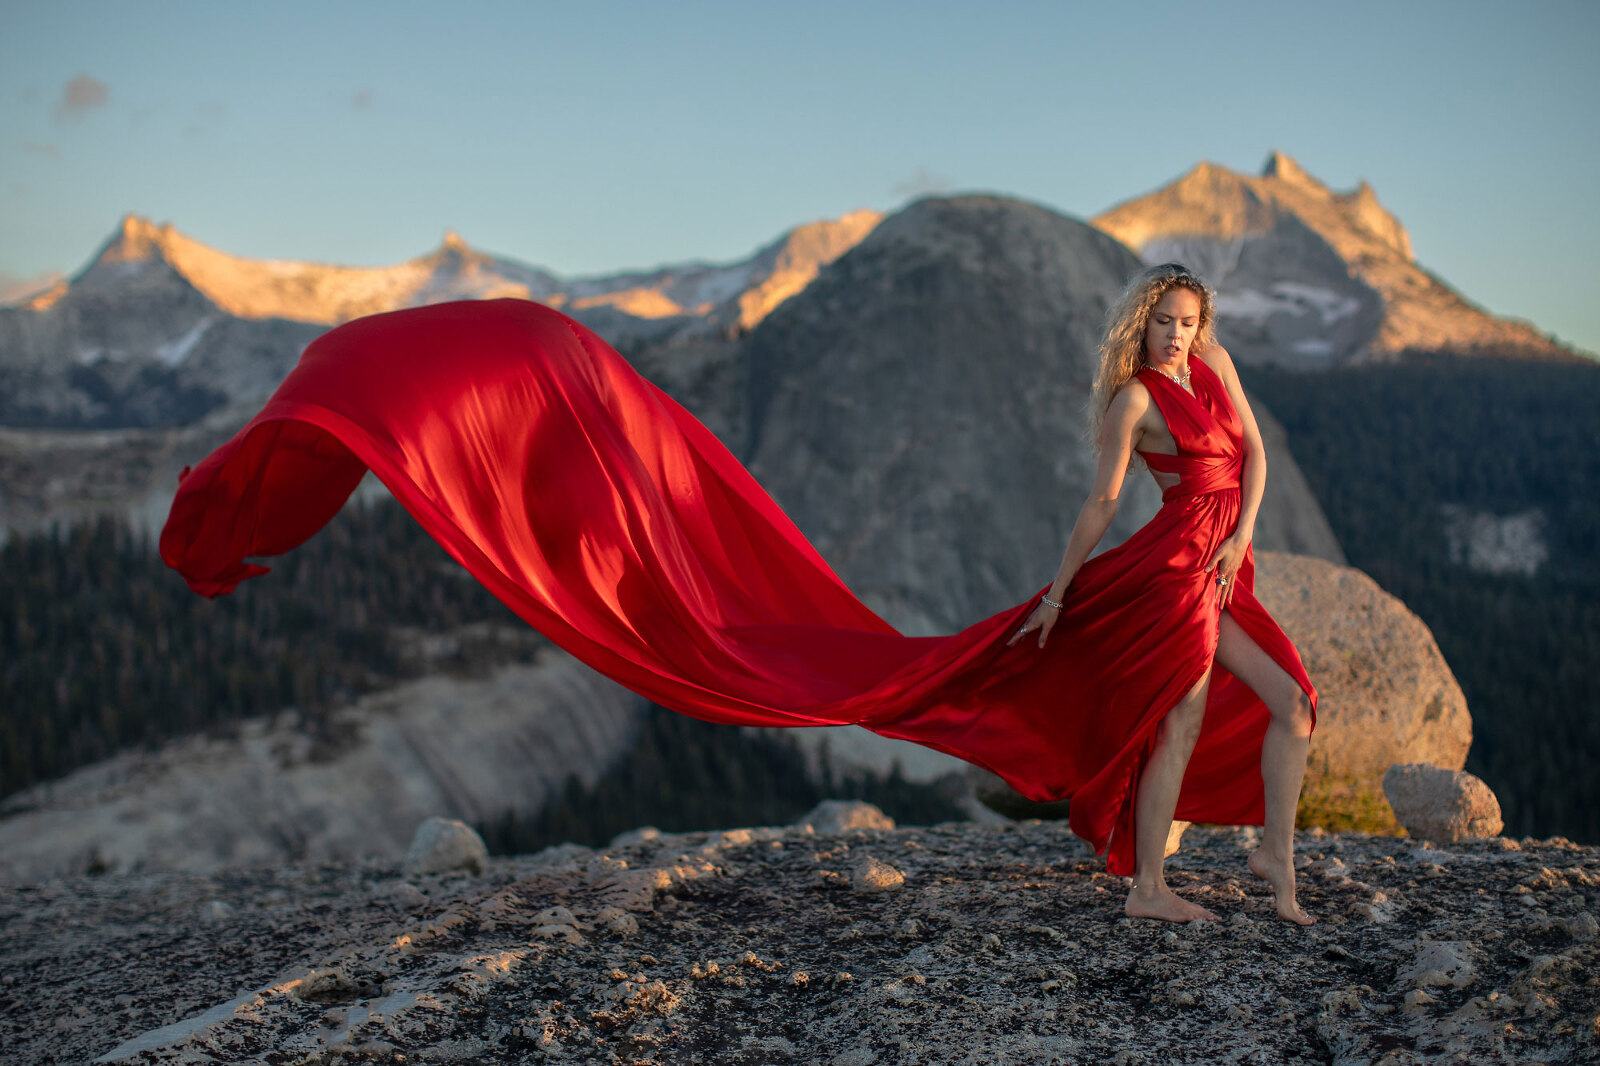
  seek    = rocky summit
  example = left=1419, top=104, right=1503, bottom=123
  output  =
left=3, top=808, right=1596, bottom=1065
left=1093, top=152, right=1582, bottom=368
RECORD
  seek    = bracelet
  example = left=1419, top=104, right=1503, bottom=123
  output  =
left=1040, top=592, right=1064, bottom=611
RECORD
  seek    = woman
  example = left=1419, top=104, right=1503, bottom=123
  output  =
left=1007, top=263, right=1317, bottom=925
left=161, top=264, right=1317, bottom=926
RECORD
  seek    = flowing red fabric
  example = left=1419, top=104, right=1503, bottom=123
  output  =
left=160, top=298, right=1316, bottom=874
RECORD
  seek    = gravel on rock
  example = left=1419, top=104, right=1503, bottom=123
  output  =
left=1, top=822, right=1597, bottom=1065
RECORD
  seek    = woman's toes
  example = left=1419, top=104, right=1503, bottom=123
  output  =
left=1281, top=903, right=1315, bottom=926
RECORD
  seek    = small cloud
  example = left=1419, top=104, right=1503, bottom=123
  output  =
left=181, top=101, right=227, bottom=140
left=352, top=89, right=373, bottom=110
left=22, top=141, right=61, bottom=159
left=54, top=73, right=108, bottom=122
left=892, top=168, right=954, bottom=200
left=22, top=85, right=40, bottom=105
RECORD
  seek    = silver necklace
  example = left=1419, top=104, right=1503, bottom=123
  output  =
left=1145, top=362, right=1191, bottom=389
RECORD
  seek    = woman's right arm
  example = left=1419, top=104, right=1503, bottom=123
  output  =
left=1009, top=384, right=1146, bottom=648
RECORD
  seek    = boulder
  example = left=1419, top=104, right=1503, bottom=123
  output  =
left=403, top=817, right=489, bottom=876
left=200, top=899, right=235, bottom=924
left=966, top=761, right=1189, bottom=855
left=850, top=855, right=906, bottom=893
left=795, top=800, right=894, bottom=834
left=1382, top=763, right=1504, bottom=843
left=609, top=826, right=663, bottom=849
left=1254, top=553, right=1474, bottom=832
left=1164, top=820, right=1189, bottom=858
left=965, top=765, right=1071, bottom=822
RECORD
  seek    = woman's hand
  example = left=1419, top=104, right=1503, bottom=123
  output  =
left=1007, top=601, right=1062, bottom=648
left=1206, top=535, right=1249, bottom=608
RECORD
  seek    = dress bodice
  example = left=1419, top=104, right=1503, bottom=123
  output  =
left=1134, top=356, right=1244, bottom=502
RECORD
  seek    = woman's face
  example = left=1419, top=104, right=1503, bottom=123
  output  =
left=1144, top=286, right=1202, bottom=365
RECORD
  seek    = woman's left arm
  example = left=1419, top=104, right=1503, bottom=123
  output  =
left=1199, top=344, right=1265, bottom=607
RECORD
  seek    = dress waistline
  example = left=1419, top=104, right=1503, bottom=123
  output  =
left=1140, top=452, right=1242, bottom=503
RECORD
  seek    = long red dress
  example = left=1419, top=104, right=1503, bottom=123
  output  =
left=160, top=298, right=1316, bottom=874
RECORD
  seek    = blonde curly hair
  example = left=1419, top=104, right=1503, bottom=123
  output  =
left=1090, top=262, right=1217, bottom=448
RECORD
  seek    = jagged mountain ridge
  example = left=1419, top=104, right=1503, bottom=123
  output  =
left=0, top=209, right=882, bottom=429
left=1093, top=151, right=1581, bottom=367
left=4, top=150, right=1583, bottom=435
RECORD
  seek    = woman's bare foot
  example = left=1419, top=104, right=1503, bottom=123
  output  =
left=1125, top=881, right=1220, bottom=923
left=1248, top=847, right=1316, bottom=925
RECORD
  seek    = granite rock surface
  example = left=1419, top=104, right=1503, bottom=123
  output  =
left=4, top=814, right=1596, bottom=1066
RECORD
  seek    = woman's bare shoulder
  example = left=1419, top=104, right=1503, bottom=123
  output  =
left=1110, top=375, right=1153, bottom=410
left=1195, top=343, right=1239, bottom=380
left=1103, top=378, right=1155, bottom=447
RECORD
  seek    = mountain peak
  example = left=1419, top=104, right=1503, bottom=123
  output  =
left=1337, top=180, right=1414, bottom=260
left=1261, top=151, right=1323, bottom=191
left=1170, top=160, right=1230, bottom=188
left=422, top=229, right=494, bottom=277
left=102, top=214, right=177, bottom=263
left=731, top=208, right=882, bottom=330
left=1094, top=154, right=1575, bottom=364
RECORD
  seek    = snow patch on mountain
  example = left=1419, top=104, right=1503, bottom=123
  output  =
left=1290, top=338, right=1335, bottom=356
left=155, top=315, right=216, bottom=367
left=1218, top=284, right=1361, bottom=326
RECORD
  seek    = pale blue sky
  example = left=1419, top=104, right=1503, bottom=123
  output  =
left=2, top=0, right=1596, bottom=352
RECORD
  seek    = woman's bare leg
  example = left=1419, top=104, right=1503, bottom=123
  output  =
left=1125, top=668, right=1220, bottom=923
left=1215, top=613, right=1316, bottom=925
